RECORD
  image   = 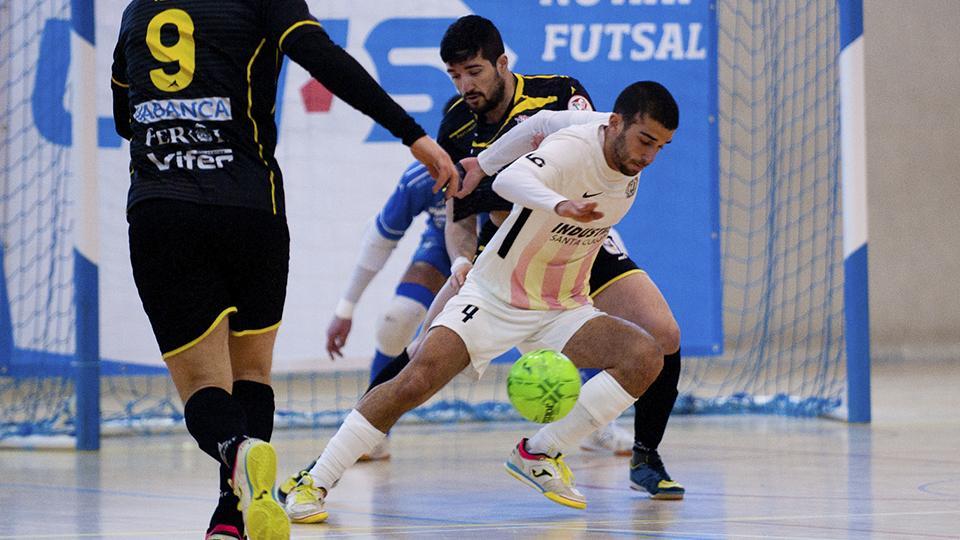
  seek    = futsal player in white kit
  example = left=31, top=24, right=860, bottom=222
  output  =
left=285, top=81, right=679, bottom=520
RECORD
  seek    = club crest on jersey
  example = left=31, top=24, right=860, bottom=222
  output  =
left=626, top=178, right=638, bottom=197
left=567, top=95, right=592, bottom=111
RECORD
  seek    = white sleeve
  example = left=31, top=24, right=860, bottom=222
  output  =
left=477, top=110, right=609, bottom=175
left=492, top=154, right=567, bottom=214
left=341, top=221, right=399, bottom=305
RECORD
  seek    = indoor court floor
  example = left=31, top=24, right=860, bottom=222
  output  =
left=1, top=358, right=958, bottom=539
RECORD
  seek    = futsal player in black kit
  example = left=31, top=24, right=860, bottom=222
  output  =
left=110, top=1, right=456, bottom=539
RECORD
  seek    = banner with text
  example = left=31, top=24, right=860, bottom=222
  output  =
left=38, top=0, right=720, bottom=372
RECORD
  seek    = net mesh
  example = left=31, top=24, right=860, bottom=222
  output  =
left=684, top=0, right=845, bottom=415
left=0, top=0, right=846, bottom=443
left=0, top=0, right=77, bottom=440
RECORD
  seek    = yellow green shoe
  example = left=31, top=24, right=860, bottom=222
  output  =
left=231, top=439, right=290, bottom=539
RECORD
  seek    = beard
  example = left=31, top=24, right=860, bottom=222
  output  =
left=611, top=131, right=640, bottom=176
left=465, top=73, right=507, bottom=116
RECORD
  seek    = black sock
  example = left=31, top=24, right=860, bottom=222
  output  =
left=633, top=348, right=681, bottom=452
left=364, top=348, right=411, bottom=395
left=233, top=380, right=275, bottom=441
left=183, top=386, right=248, bottom=466
left=209, top=477, right=244, bottom=533
left=210, top=380, right=275, bottom=532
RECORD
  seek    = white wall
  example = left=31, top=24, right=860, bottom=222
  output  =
left=864, top=0, right=960, bottom=360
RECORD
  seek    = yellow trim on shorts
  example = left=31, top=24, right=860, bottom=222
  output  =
left=278, top=20, right=323, bottom=51
left=162, top=306, right=238, bottom=359
left=111, top=76, right=129, bottom=88
left=589, top=268, right=646, bottom=299
left=230, top=320, right=281, bottom=337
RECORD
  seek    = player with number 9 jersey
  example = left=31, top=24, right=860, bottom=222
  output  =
left=110, top=1, right=454, bottom=538
left=111, top=0, right=429, bottom=215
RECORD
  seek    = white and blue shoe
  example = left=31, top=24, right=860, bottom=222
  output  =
left=505, top=438, right=587, bottom=510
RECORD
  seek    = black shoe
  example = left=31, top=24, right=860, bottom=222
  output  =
left=629, top=448, right=684, bottom=500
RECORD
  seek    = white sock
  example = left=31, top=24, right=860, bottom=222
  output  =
left=308, top=409, right=385, bottom=491
left=526, top=371, right=636, bottom=457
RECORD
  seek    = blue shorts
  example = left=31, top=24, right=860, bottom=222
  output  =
left=411, top=225, right=451, bottom=277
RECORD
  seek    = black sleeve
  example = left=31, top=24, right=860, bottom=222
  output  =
left=436, top=97, right=470, bottom=161
left=436, top=113, right=460, bottom=158
left=270, top=2, right=426, bottom=146
left=110, top=29, right=132, bottom=141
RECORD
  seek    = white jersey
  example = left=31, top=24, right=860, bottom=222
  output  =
left=470, top=121, right=640, bottom=310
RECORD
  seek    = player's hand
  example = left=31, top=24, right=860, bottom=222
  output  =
left=450, top=256, right=473, bottom=291
left=326, top=316, right=352, bottom=360
left=555, top=200, right=604, bottom=223
left=453, top=157, right=486, bottom=199
left=409, top=135, right=457, bottom=195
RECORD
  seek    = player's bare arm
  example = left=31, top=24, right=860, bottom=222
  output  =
left=444, top=198, right=476, bottom=288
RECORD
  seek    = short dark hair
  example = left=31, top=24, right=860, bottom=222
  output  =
left=613, top=81, right=679, bottom=131
left=440, top=15, right=505, bottom=65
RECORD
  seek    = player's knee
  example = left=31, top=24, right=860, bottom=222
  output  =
left=620, top=334, right=663, bottom=389
left=375, top=295, right=428, bottom=357
left=660, top=322, right=681, bottom=356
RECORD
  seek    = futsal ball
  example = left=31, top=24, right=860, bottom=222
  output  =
left=507, top=349, right=581, bottom=423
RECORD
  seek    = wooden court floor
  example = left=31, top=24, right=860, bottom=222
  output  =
left=1, top=358, right=958, bottom=539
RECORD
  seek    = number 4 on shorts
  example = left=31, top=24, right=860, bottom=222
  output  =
left=461, top=305, right=479, bottom=323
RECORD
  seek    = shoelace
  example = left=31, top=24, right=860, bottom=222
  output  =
left=636, top=451, right=672, bottom=481
left=648, top=453, right=672, bottom=480
left=293, top=477, right=323, bottom=504
left=546, top=454, right=576, bottom=487
left=282, top=470, right=307, bottom=493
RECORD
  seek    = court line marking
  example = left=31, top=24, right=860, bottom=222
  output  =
left=288, top=508, right=960, bottom=537
left=0, top=504, right=957, bottom=538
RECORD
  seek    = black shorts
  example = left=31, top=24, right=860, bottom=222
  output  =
left=476, top=219, right=642, bottom=297
left=127, top=199, right=290, bottom=358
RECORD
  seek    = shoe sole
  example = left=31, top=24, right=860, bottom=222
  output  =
left=629, top=481, right=685, bottom=500
left=504, top=462, right=587, bottom=510
left=289, top=509, right=329, bottom=524
left=234, top=442, right=291, bottom=540
left=356, top=452, right=391, bottom=462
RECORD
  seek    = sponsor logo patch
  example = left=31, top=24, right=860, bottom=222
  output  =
left=146, top=148, right=234, bottom=171
left=145, top=123, right=225, bottom=147
left=133, top=97, right=232, bottom=124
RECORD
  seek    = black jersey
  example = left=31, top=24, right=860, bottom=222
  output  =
left=111, top=0, right=424, bottom=215
left=437, top=73, right=594, bottom=221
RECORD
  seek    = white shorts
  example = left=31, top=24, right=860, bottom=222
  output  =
left=430, top=281, right=604, bottom=378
